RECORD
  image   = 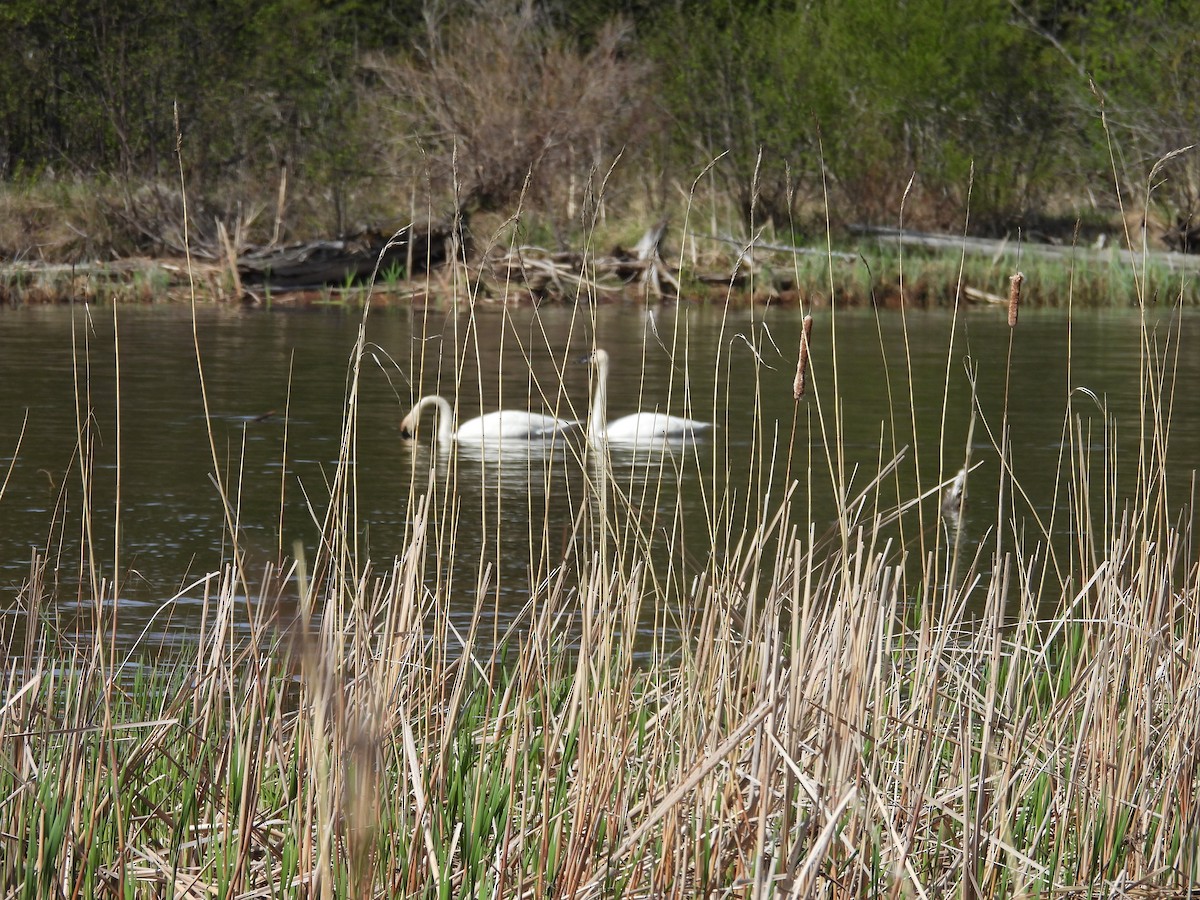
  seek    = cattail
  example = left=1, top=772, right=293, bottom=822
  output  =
left=794, top=314, right=814, bottom=400
left=1008, top=271, right=1024, bottom=327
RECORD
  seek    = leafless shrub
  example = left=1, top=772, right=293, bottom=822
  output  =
left=364, top=1, right=652, bottom=225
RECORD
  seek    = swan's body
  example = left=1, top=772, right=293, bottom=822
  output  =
left=585, top=349, right=712, bottom=447
left=400, top=395, right=576, bottom=445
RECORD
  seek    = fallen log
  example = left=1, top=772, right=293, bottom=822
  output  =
left=237, top=220, right=462, bottom=290
left=849, top=225, right=1200, bottom=271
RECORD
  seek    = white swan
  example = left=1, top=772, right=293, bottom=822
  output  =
left=400, top=395, right=576, bottom=445
left=585, top=349, right=712, bottom=446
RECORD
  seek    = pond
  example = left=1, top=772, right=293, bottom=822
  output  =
left=1, top=300, right=1197, bottom=652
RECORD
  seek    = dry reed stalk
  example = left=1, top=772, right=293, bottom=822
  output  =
left=272, top=163, right=288, bottom=247
left=216, top=219, right=243, bottom=300
left=794, top=314, right=814, bottom=400
left=1008, top=271, right=1024, bottom=327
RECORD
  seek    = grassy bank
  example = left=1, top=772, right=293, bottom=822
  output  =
left=2, top=238, right=1199, bottom=898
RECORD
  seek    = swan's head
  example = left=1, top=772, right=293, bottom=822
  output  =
left=581, top=348, right=609, bottom=368
left=399, top=411, right=419, bottom=440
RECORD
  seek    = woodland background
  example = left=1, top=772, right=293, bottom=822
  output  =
left=2, top=0, right=1197, bottom=260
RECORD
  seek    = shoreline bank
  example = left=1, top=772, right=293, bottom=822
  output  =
left=3, top=229, right=1199, bottom=307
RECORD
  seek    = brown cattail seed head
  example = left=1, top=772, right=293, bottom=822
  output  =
left=794, top=314, right=814, bottom=400
left=1008, top=272, right=1024, bottom=327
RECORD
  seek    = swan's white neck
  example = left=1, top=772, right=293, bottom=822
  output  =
left=587, top=352, right=609, bottom=447
left=415, top=395, right=455, bottom=442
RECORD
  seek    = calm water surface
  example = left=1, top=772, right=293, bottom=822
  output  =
left=1, top=301, right=1197, bottom=651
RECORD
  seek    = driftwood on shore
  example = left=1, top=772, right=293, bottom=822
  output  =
left=236, top=220, right=463, bottom=291
left=0, top=219, right=681, bottom=302
left=230, top=218, right=684, bottom=298
left=488, top=219, right=681, bottom=300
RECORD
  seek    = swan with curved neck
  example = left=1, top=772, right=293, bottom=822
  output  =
left=585, top=349, right=712, bottom=447
left=400, top=395, right=576, bottom=445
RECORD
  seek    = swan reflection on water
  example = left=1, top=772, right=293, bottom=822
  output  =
left=401, top=429, right=581, bottom=507
left=399, top=430, right=586, bottom=627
